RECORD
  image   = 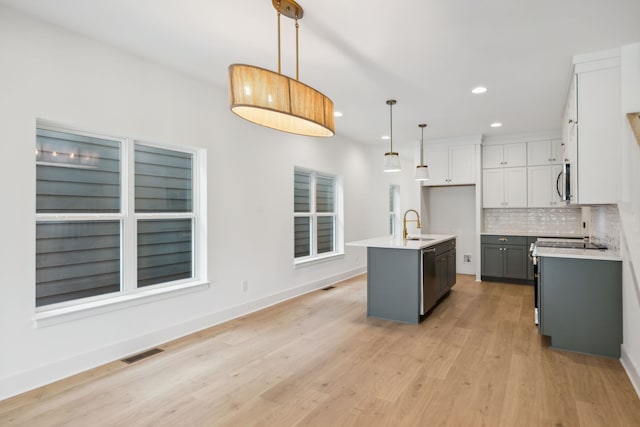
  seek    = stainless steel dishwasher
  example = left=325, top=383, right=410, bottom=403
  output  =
left=421, top=248, right=437, bottom=315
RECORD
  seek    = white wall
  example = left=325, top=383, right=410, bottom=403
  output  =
left=618, top=42, right=640, bottom=397
left=0, top=6, right=420, bottom=399
left=421, top=186, right=476, bottom=275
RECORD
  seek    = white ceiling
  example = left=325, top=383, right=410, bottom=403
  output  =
left=2, top=0, right=640, bottom=149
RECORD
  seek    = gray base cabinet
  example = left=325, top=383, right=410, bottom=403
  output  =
left=539, top=256, right=622, bottom=358
left=367, top=247, right=420, bottom=324
left=367, top=239, right=456, bottom=324
left=481, top=235, right=529, bottom=282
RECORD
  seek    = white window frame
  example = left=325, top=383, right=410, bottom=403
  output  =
left=294, top=167, right=344, bottom=267
left=34, top=121, right=208, bottom=326
left=389, top=184, right=400, bottom=237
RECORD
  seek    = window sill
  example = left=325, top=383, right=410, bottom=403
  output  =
left=34, top=280, right=210, bottom=328
left=294, top=252, right=344, bottom=269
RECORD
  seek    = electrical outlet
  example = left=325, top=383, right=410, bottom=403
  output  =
left=464, top=255, right=471, bottom=263
left=241, top=279, right=248, bottom=292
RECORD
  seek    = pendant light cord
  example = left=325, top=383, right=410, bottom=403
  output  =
left=277, top=10, right=282, bottom=74
left=295, top=16, right=299, bottom=80
left=389, top=103, right=393, bottom=152
left=420, top=126, right=424, bottom=166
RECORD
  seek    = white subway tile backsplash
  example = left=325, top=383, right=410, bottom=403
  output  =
left=483, top=208, right=583, bottom=236
left=590, top=205, right=621, bottom=252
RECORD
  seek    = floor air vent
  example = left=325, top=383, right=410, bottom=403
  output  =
left=322, top=286, right=336, bottom=291
left=121, top=348, right=164, bottom=364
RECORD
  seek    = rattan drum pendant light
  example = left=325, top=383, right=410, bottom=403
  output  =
left=228, top=0, right=335, bottom=137
left=383, top=100, right=401, bottom=172
left=415, top=123, right=430, bottom=181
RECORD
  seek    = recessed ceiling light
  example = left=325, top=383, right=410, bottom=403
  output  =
left=334, top=111, right=343, bottom=117
left=490, top=122, right=502, bottom=128
left=381, top=135, right=390, bottom=140
left=472, top=86, right=487, bottom=94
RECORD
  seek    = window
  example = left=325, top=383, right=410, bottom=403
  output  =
left=294, top=168, right=342, bottom=263
left=389, top=185, right=400, bottom=236
left=35, top=123, right=204, bottom=309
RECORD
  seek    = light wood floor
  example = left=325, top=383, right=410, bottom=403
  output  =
left=2, top=274, right=640, bottom=426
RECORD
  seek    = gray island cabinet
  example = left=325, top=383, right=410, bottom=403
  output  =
left=347, top=235, right=456, bottom=324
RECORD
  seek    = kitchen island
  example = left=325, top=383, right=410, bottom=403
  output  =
left=348, top=234, right=456, bottom=324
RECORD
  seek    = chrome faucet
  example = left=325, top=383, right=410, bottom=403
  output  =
left=403, top=209, right=421, bottom=240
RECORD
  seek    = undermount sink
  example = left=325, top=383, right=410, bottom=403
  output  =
left=406, top=236, right=435, bottom=241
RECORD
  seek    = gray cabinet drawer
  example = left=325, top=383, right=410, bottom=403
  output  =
left=434, top=239, right=456, bottom=256
left=481, top=235, right=528, bottom=245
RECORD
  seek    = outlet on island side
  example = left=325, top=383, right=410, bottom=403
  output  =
left=241, top=279, right=248, bottom=292
left=464, top=255, right=471, bottom=263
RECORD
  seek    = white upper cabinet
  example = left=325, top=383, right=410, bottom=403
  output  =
left=482, top=142, right=526, bottom=168
left=527, top=139, right=563, bottom=166
left=527, top=164, right=563, bottom=207
left=560, top=51, right=621, bottom=205
left=482, top=167, right=527, bottom=208
left=423, top=144, right=476, bottom=186
left=423, top=145, right=449, bottom=186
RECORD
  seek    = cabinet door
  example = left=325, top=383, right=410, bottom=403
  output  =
left=482, top=169, right=504, bottom=208
left=550, top=164, right=563, bottom=205
left=504, top=143, right=527, bottom=167
left=482, top=145, right=504, bottom=169
left=424, top=146, right=449, bottom=186
left=527, top=140, right=552, bottom=166
left=503, top=245, right=528, bottom=280
left=447, top=251, right=456, bottom=289
left=550, top=139, right=563, bottom=164
left=504, top=167, right=527, bottom=207
left=481, top=244, right=504, bottom=278
left=449, top=145, right=476, bottom=184
left=528, top=165, right=553, bottom=207
left=576, top=67, right=620, bottom=204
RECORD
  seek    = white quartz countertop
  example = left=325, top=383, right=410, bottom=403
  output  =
left=533, top=246, right=621, bottom=261
left=347, top=234, right=456, bottom=250
left=481, top=231, right=584, bottom=238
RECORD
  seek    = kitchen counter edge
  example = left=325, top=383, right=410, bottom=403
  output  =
left=533, top=246, right=621, bottom=261
left=346, top=234, right=456, bottom=251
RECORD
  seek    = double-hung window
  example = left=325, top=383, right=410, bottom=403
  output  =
left=35, top=123, right=203, bottom=310
left=293, top=168, right=341, bottom=263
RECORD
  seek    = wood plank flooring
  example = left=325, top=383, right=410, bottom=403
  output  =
left=2, top=274, right=640, bottom=426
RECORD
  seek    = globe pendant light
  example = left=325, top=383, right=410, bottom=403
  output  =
left=228, top=0, right=335, bottom=137
left=415, top=123, right=430, bottom=181
left=383, top=99, right=401, bottom=172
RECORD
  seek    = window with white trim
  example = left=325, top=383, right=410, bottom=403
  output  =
left=389, top=184, right=400, bottom=236
left=294, top=169, right=341, bottom=261
left=35, top=123, right=202, bottom=308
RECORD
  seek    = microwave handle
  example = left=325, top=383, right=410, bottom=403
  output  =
left=556, top=170, right=563, bottom=198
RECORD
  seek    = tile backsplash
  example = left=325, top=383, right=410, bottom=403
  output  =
left=589, top=205, right=621, bottom=252
left=483, top=208, right=584, bottom=236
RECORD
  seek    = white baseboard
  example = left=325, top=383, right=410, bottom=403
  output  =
left=0, top=266, right=366, bottom=401
left=621, top=344, right=640, bottom=399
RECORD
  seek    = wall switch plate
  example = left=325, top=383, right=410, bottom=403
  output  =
left=464, top=255, right=471, bottom=263
left=241, top=279, right=248, bottom=292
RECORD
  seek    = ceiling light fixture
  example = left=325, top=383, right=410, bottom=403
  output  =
left=228, top=0, right=334, bottom=137
left=490, top=122, right=502, bottom=128
left=415, top=123, right=429, bottom=181
left=383, top=99, right=401, bottom=172
left=472, top=86, right=487, bottom=94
